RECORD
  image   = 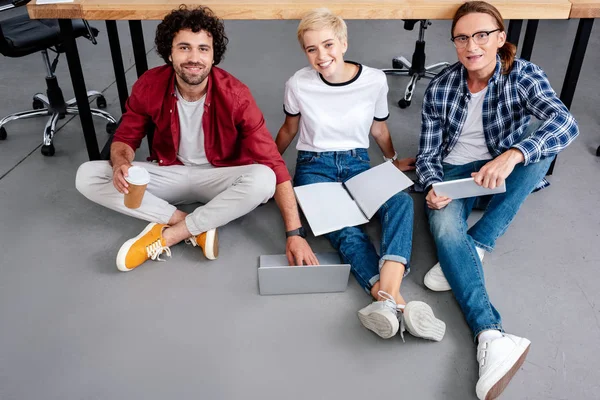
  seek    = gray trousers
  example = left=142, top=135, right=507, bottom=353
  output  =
left=75, top=161, right=276, bottom=235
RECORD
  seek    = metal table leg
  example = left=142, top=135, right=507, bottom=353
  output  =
left=129, top=20, right=149, bottom=77
left=520, top=20, right=538, bottom=61
left=58, top=19, right=100, bottom=160
left=106, top=20, right=128, bottom=113
left=507, top=20, right=523, bottom=46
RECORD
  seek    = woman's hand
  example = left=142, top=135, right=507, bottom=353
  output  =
left=393, top=157, right=416, bottom=172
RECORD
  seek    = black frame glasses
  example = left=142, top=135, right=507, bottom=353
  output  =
left=451, top=29, right=501, bottom=48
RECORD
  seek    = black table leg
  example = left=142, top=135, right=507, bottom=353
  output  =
left=129, top=20, right=149, bottom=77
left=507, top=20, right=523, bottom=46
left=520, top=20, right=538, bottom=61
left=551, top=18, right=596, bottom=169
left=128, top=20, right=153, bottom=153
left=106, top=20, right=128, bottom=114
left=58, top=19, right=100, bottom=160
left=560, top=18, right=594, bottom=109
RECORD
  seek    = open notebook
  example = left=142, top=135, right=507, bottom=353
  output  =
left=294, top=161, right=414, bottom=236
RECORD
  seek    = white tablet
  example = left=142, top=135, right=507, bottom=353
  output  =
left=432, top=177, right=506, bottom=199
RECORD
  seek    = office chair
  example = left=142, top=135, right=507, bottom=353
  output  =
left=0, top=0, right=117, bottom=156
left=383, top=20, right=450, bottom=109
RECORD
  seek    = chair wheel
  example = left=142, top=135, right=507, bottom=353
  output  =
left=32, top=99, right=45, bottom=110
left=106, top=122, right=117, bottom=135
left=398, top=99, right=411, bottom=109
left=96, top=96, right=107, bottom=109
left=0, top=127, right=7, bottom=140
left=596, top=146, right=600, bottom=157
left=41, top=143, right=55, bottom=156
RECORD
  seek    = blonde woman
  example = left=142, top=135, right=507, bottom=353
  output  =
left=276, top=9, right=445, bottom=343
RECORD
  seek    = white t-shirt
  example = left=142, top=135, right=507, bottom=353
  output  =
left=176, top=88, right=209, bottom=166
left=283, top=62, right=389, bottom=152
left=443, top=86, right=493, bottom=165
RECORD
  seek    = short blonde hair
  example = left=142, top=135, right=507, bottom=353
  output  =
left=297, top=8, right=348, bottom=49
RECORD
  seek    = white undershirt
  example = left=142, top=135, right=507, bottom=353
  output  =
left=176, top=88, right=209, bottom=166
left=443, top=86, right=493, bottom=165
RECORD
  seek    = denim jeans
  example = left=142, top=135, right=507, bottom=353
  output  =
left=425, top=155, right=555, bottom=339
left=294, top=149, right=414, bottom=294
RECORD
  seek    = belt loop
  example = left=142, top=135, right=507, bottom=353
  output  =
left=351, top=149, right=356, bottom=157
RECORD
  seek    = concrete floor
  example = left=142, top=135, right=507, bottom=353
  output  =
left=1, top=10, right=599, bottom=400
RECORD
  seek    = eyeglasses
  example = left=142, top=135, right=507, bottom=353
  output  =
left=451, top=29, right=501, bottom=49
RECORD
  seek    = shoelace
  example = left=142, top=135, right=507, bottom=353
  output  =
left=146, top=239, right=172, bottom=261
left=377, top=291, right=406, bottom=342
left=184, top=237, right=198, bottom=247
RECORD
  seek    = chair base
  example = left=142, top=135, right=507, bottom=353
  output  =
left=0, top=91, right=117, bottom=156
left=383, top=56, right=450, bottom=108
left=383, top=20, right=450, bottom=109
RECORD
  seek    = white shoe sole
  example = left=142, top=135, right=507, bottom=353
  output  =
left=424, top=263, right=452, bottom=292
left=425, top=249, right=485, bottom=292
left=403, top=301, right=446, bottom=341
left=358, top=309, right=399, bottom=339
left=476, top=338, right=531, bottom=400
left=116, top=222, right=157, bottom=272
left=203, top=228, right=218, bottom=260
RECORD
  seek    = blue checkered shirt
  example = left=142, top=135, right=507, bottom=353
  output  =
left=416, top=57, right=578, bottom=191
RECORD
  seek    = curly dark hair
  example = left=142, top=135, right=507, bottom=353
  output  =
left=155, top=5, right=229, bottom=66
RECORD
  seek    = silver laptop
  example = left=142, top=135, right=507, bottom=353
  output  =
left=258, top=252, right=351, bottom=295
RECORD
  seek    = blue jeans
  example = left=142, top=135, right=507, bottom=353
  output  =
left=425, top=155, right=555, bottom=339
left=294, top=149, right=414, bottom=294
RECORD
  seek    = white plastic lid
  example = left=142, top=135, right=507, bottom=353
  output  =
left=125, top=166, right=150, bottom=185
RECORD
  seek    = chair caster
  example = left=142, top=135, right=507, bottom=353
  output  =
left=32, top=99, right=45, bottom=110
left=106, top=122, right=117, bottom=135
left=398, top=99, right=411, bottom=109
left=596, top=146, right=600, bottom=157
left=0, top=127, right=7, bottom=140
left=41, top=143, right=55, bottom=156
left=96, top=95, right=107, bottom=109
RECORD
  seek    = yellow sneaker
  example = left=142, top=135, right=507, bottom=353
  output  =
left=116, top=222, right=171, bottom=271
left=186, top=228, right=218, bottom=260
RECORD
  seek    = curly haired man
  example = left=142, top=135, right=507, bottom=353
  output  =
left=76, top=6, right=317, bottom=272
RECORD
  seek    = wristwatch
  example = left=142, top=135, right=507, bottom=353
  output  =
left=383, top=151, right=398, bottom=162
left=286, top=227, right=307, bottom=239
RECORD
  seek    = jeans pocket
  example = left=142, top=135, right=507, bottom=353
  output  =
left=356, top=153, right=371, bottom=165
left=296, top=155, right=316, bottom=165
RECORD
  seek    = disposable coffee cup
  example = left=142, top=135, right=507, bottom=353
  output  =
left=124, top=166, right=150, bottom=209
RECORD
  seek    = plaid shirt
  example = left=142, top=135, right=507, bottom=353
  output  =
left=416, top=57, right=578, bottom=191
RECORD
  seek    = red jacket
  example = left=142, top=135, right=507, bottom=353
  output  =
left=113, top=65, right=290, bottom=184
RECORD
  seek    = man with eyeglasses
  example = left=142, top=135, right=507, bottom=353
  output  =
left=415, top=1, right=578, bottom=400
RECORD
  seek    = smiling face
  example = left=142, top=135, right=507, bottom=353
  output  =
left=453, top=12, right=506, bottom=79
left=169, top=28, right=214, bottom=88
left=302, top=28, right=348, bottom=82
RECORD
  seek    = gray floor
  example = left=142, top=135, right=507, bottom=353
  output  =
left=1, top=12, right=599, bottom=400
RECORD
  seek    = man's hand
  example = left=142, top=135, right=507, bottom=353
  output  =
left=393, top=157, right=416, bottom=172
left=112, top=163, right=132, bottom=194
left=286, top=236, right=319, bottom=266
left=426, top=187, right=452, bottom=210
left=471, top=149, right=524, bottom=189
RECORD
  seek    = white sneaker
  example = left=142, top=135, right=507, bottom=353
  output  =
left=401, top=301, right=446, bottom=341
left=476, top=333, right=531, bottom=400
left=424, top=247, right=485, bottom=292
left=358, top=291, right=399, bottom=339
